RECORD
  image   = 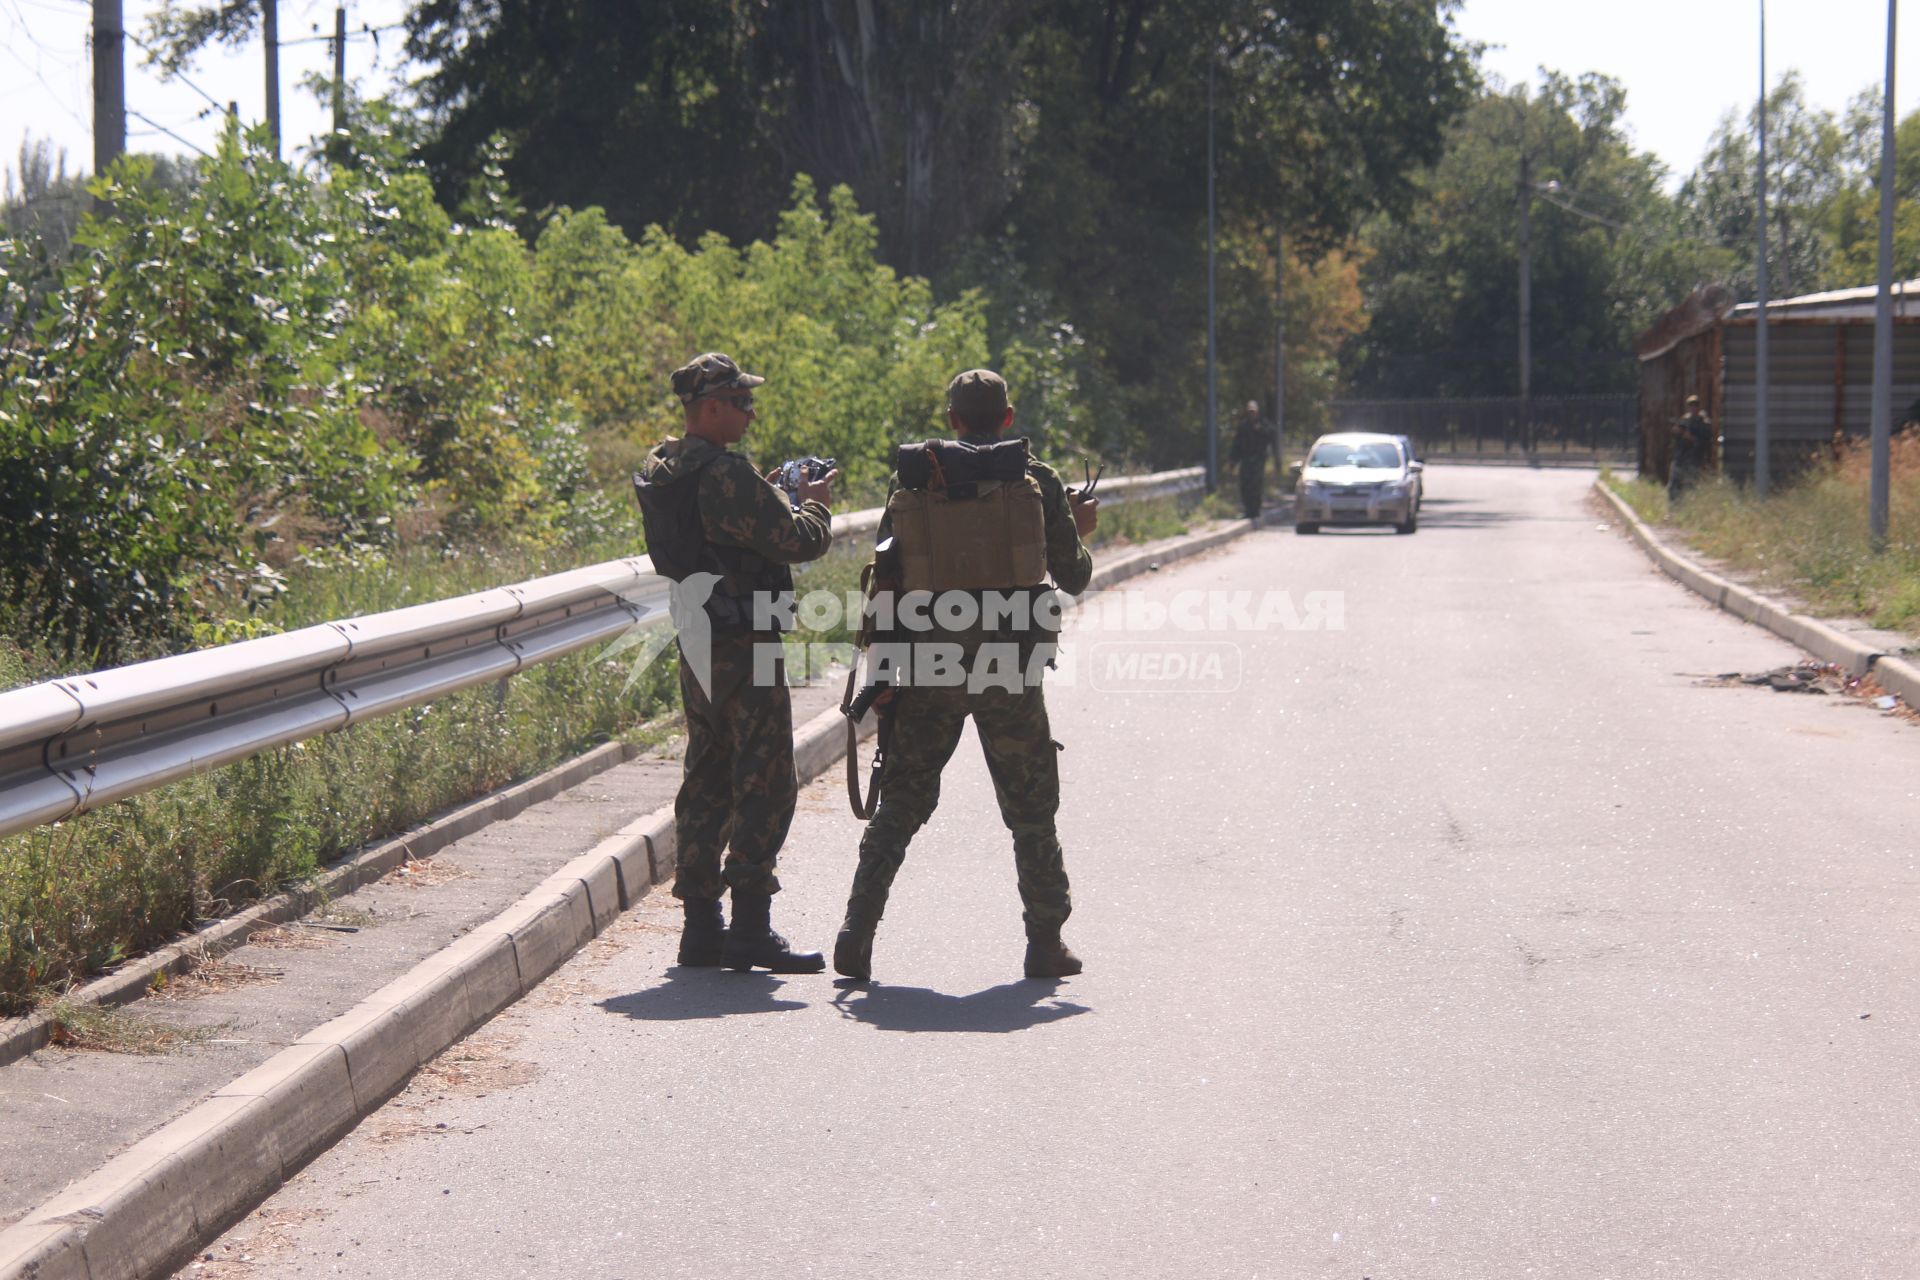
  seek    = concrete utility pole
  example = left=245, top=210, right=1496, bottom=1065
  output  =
left=91, top=0, right=125, bottom=180
left=1755, top=0, right=1772, bottom=497
left=1274, top=223, right=1286, bottom=464
left=1870, top=0, right=1898, bottom=550
left=262, top=0, right=281, bottom=156
left=1205, top=55, right=1218, bottom=492
left=1518, top=149, right=1534, bottom=454
left=332, top=5, right=347, bottom=137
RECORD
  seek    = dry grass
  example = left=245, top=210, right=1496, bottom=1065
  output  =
left=243, top=922, right=343, bottom=952
left=182, top=1207, right=330, bottom=1276
left=146, top=954, right=283, bottom=1001
left=1610, top=430, right=1920, bottom=635
left=380, top=855, right=470, bottom=889
left=40, top=998, right=219, bottom=1055
left=362, top=1030, right=539, bottom=1146
left=414, top=1031, right=541, bottom=1096
left=312, top=905, right=378, bottom=929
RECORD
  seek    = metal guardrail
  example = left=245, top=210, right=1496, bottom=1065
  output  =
left=0, top=467, right=1204, bottom=840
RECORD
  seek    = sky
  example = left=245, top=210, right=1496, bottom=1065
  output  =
left=1454, top=0, right=1918, bottom=186
left=0, top=0, right=1914, bottom=192
left=2, top=0, right=413, bottom=184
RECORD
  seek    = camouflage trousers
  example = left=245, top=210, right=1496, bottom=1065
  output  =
left=672, top=636, right=795, bottom=901
left=1667, top=459, right=1702, bottom=504
left=851, top=679, right=1072, bottom=926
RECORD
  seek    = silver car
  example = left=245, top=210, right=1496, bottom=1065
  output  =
left=1392, top=434, right=1424, bottom=512
left=1293, top=432, right=1421, bottom=535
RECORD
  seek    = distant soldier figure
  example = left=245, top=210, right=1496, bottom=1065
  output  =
left=1669, top=393, right=1714, bottom=503
left=634, top=352, right=837, bottom=973
left=834, top=369, right=1098, bottom=981
left=1230, top=400, right=1279, bottom=520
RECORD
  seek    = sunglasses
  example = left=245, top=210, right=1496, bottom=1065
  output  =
left=708, top=392, right=755, bottom=411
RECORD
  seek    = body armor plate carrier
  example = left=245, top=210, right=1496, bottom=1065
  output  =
left=886, top=438, right=1046, bottom=592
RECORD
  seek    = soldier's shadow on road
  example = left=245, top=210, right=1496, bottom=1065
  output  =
left=598, top=968, right=807, bottom=1021
left=828, top=979, right=1088, bottom=1034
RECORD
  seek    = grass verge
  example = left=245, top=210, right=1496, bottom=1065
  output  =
left=1602, top=431, right=1920, bottom=635
left=0, top=604, right=677, bottom=1016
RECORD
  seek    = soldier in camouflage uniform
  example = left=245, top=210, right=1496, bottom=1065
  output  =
left=636, top=353, right=837, bottom=973
left=835, top=369, right=1099, bottom=981
left=1669, top=393, right=1714, bottom=504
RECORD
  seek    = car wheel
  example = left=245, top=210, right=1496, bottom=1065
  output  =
left=1295, top=522, right=1319, bottom=535
left=1395, top=515, right=1417, bottom=535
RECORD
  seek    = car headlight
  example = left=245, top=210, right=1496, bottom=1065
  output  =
left=1303, top=481, right=1327, bottom=496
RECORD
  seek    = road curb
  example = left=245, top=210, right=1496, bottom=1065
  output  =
left=0, top=738, right=640, bottom=1072
left=0, top=513, right=1256, bottom=1280
left=0, top=706, right=857, bottom=1280
left=1595, top=480, right=1918, bottom=708
left=1092, top=519, right=1250, bottom=589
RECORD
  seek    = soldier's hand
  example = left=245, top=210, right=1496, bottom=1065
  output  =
left=798, top=468, right=837, bottom=508
left=1070, top=492, right=1099, bottom=537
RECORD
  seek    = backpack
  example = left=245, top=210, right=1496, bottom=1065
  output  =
left=885, top=438, right=1047, bottom=592
left=632, top=450, right=795, bottom=632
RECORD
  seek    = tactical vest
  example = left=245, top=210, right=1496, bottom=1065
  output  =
left=886, top=438, right=1047, bottom=592
left=632, top=452, right=795, bottom=633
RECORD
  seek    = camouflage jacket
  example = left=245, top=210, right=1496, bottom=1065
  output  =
left=640, top=435, right=835, bottom=568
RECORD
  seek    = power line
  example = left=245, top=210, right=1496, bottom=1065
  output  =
left=274, top=22, right=403, bottom=48
left=1533, top=184, right=1628, bottom=231
left=127, top=32, right=227, bottom=114
left=2, top=0, right=83, bottom=58
left=127, top=110, right=212, bottom=159
left=0, top=34, right=89, bottom=135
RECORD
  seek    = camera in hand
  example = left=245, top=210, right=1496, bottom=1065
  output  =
left=777, top=455, right=836, bottom=506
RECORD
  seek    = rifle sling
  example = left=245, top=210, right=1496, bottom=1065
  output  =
left=842, top=664, right=888, bottom=820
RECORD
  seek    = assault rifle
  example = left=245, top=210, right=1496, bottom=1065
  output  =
left=841, top=536, right=900, bottom=818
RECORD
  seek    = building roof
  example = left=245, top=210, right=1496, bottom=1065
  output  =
left=1634, top=285, right=1735, bottom=361
left=1728, top=278, right=1920, bottom=320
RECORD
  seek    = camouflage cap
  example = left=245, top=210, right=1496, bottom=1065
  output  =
left=946, top=368, right=1009, bottom=421
left=672, top=352, right=766, bottom=406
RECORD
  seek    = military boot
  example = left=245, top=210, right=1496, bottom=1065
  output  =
left=722, top=892, right=825, bottom=974
left=676, top=897, right=725, bottom=967
left=833, top=895, right=884, bottom=981
left=1023, top=920, right=1083, bottom=978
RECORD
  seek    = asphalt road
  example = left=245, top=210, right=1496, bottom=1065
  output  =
left=184, top=467, right=1920, bottom=1279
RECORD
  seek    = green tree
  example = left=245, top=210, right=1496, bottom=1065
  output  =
left=1822, top=90, right=1920, bottom=288
left=397, top=0, right=1475, bottom=466
left=0, top=124, right=415, bottom=657
left=403, top=0, right=784, bottom=247
left=1347, top=73, right=1733, bottom=398
left=1677, top=72, right=1840, bottom=299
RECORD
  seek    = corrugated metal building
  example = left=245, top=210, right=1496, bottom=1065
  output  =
left=1636, top=280, right=1920, bottom=482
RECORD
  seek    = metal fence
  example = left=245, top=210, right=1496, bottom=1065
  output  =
left=1329, top=396, right=1638, bottom=458
left=0, top=467, right=1204, bottom=841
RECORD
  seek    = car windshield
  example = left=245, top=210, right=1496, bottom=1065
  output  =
left=1309, top=442, right=1401, bottom=469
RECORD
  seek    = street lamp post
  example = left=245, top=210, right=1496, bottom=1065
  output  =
left=1871, top=0, right=1898, bottom=550
left=1755, top=0, right=1771, bottom=497
left=1206, top=56, right=1219, bottom=492
left=1518, top=150, right=1534, bottom=454
left=1275, top=223, right=1286, bottom=465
